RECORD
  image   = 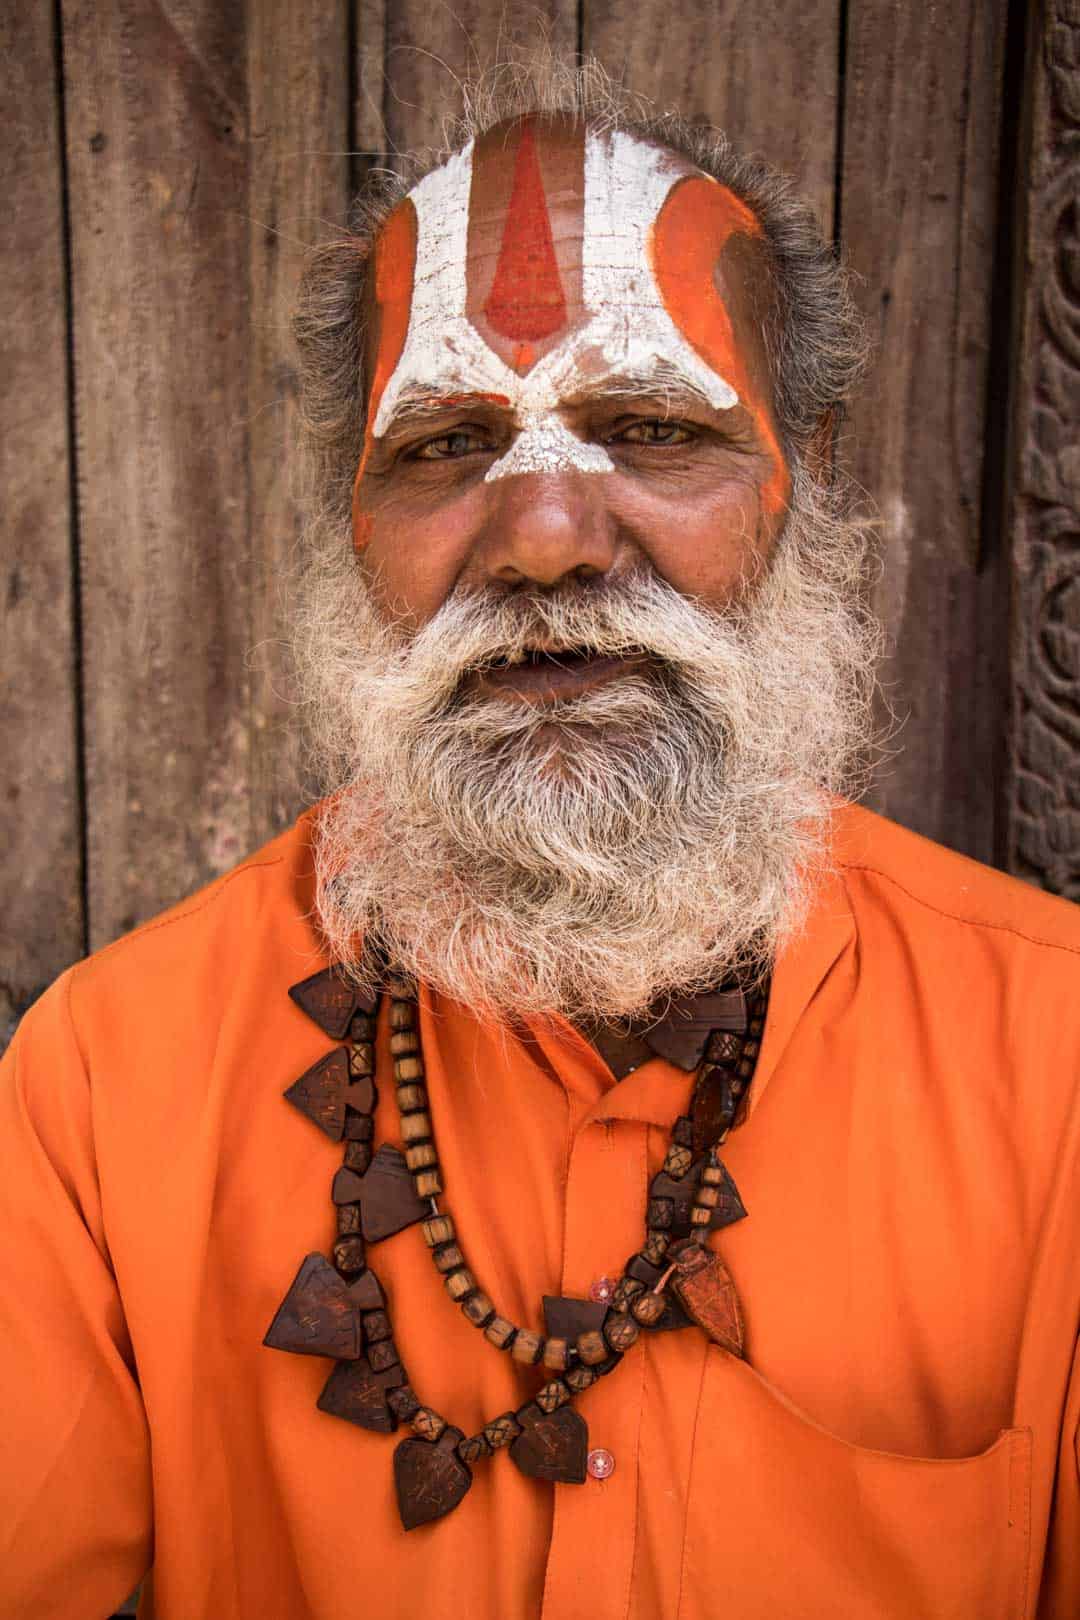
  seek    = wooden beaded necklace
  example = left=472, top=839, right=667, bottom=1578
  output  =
left=266, top=965, right=768, bottom=1529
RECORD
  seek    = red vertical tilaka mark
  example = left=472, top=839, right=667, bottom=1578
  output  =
left=483, top=125, right=567, bottom=347
left=651, top=177, right=789, bottom=517
left=352, top=199, right=418, bottom=551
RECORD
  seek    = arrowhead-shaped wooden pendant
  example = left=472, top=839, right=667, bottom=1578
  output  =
left=668, top=1240, right=744, bottom=1357
left=263, top=1252, right=361, bottom=1359
left=394, top=1426, right=472, bottom=1529
left=358, top=1145, right=429, bottom=1242
left=284, top=1047, right=352, bottom=1140
left=288, top=968, right=376, bottom=1039
left=509, top=1402, right=588, bottom=1485
left=649, top=1157, right=747, bottom=1237
left=317, top=1353, right=405, bottom=1432
left=691, top=1064, right=744, bottom=1157
left=332, top=1166, right=367, bottom=1205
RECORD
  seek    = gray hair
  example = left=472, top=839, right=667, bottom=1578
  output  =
left=292, top=52, right=870, bottom=524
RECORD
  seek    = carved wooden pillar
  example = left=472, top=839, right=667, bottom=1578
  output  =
left=1006, top=0, right=1080, bottom=900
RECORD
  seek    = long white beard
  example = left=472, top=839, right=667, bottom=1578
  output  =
left=294, top=470, right=880, bottom=1022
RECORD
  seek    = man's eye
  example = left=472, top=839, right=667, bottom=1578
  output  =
left=613, top=419, right=695, bottom=446
left=411, top=428, right=494, bottom=461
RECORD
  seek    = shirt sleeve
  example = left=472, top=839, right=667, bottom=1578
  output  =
left=0, top=971, right=152, bottom=1620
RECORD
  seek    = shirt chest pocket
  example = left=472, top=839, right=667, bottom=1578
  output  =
left=678, top=1352, right=1032, bottom=1620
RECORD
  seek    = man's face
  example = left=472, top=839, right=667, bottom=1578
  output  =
left=352, top=116, right=789, bottom=707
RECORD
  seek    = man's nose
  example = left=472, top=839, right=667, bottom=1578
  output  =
left=471, top=470, right=619, bottom=587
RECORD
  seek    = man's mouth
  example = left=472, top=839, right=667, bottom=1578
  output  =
left=461, top=644, right=653, bottom=705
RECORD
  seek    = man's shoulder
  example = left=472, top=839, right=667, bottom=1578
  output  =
left=67, top=810, right=323, bottom=1015
left=834, top=802, right=1080, bottom=962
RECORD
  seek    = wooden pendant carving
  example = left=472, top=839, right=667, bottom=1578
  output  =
left=394, top=1425, right=472, bottom=1529
left=283, top=1047, right=352, bottom=1140
left=690, top=1064, right=743, bottom=1157
left=509, top=1402, right=588, bottom=1485
left=649, top=1157, right=747, bottom=1237
left=359, top=1145, right=430, bottom=1242
left=318, top=1353, right=405, bottom=1432
left=643, top=987, right=746, bottom=1070
left=288, top=967, right=375, bottom=1039
left=263, top=1252, right=361, bottom=1360
left=668, top=1240, right=744, bottom=1357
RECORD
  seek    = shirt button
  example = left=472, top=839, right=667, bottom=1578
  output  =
left=587, top=1448, right=616, bottom=1481
left=588, top=1276, right=614, bottom=1304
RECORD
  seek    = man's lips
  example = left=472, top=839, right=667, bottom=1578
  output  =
left=460, top=649, right=654, bottom=705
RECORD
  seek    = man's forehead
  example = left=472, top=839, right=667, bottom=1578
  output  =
left=363, top=115, right=771, bottom=466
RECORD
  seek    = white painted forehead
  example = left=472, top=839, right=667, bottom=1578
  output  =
left=372, top=127, right=739, bottom=446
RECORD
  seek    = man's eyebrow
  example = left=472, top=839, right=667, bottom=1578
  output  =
left=377, top=386, right=511, bottom=437
left=563, top=366, right=732, bottom=416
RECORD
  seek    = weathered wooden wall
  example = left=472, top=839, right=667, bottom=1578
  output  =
left=3, top=0, right=1072, bottom=1046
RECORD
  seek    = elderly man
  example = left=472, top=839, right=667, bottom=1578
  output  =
left=4, top=65, right=1080, bottom=1620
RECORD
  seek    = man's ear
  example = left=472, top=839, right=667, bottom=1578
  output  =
left=802, top=409, right=836, bottom=482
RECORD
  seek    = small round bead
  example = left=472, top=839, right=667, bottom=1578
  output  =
left=432, top=1242, right=465, bottom=1274
left=413, top=1167, right=443, bottom=1199
left=484, top=1315, right=516, bottom=1351
left=690, top=1205, right=713, bottom=1227
left=483, top=1412, right=522, bottom=1449
left=336, top=1203, right=362, bottom=1236
left=694, top=1184, right=720, bottom=1209
left=405, top=1141, right=438, bottom=1170
left=396, top=1082, right=428, bottom=1112
left=394, top=1055, right=425, bottom=1083
left=543, top=1337, right=570, bottom=1371
left=663, top=1144, right=693, bottom=1179
left=363, top=1309, right=392, bottom=1343
left=368, top=1337, right=399, bottom=1373
left=701, top=1164, right=725, bottom=1186
left=349, top=1013, right=375, bottom=1043
left=332, top=1236, right=366, bottom=1275
left=349, top=1043, right=375, bottom=1075
left=611, top=1278, right=644, bottom=1314
left=343, top=1113, right=374, bottom=1144
left=445, top=1267, right=476, bottom=1302
left=641, top=1232, right=671, bottom=1266
left=536, top=1378, right=571, bottom=1413
left=603, top=1312, right=640, bottom=1353
left=411, top=1406, right=446, bottom=1443
left=390, top=1030, right=420, bottom=1055
left=343, top=1140, right=372, bottom=1174
left=576, top=1330, right=608, bottom=1366
left=387, top=1384, right=420, bottom=1422
left=422, top=1215, right=455, bottom=1247
left=647, top=1197, right=674, bottom=1229
left=565, top=1363, right=597, bottom=1393
left=457, top=1432, right=491, bottom=1465
left=400, top=1111, right=432, bottom=1145
left=461, top=1290, right=495, bottom=1328
left=511, top=1329, right=544, bottom=1365
left=389, top=1000, right=416, bottom=1031
left=631, top=1290, right=667, bottom=1326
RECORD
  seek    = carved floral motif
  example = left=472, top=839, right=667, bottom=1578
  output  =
left=1009, top=0, right=1080, bottom=899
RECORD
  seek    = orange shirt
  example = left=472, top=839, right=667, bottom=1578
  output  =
left=3, top=802, right=1080, bottom=1620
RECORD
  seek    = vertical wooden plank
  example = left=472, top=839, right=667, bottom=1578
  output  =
left=246, top=2, right=351, bottom=843
left=1, top=5, right=84, bottom=1042
left=62, top=0, right=255, bottom=947
left=382, top=1, right=579, bottom=161
left=584, top=0, right=840, bottom=234
left=1004, top=0, right=1080, bottom=900
left=842, top=1, right=1008, bottom=860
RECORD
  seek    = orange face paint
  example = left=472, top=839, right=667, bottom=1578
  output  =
left=352, top=199, right=418, bottom=551
left=650, top=177, right=790, bottom=516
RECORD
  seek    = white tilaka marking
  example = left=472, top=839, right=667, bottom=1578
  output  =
left=370, top=130, right=740, bottom=481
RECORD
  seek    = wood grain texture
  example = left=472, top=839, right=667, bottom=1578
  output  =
left=246, top=0, right=351, bottom=843
left=0, top=6, right=83, bottom=1040
left=1004, top=0, right=1080, bottom=898
left=381, top=0, right=578, bottom=164
left=61, top=0, right=349, bottom=950
left=583, top=0, right=840, bottom=234
left=842, top=0, right=1009, bottom=861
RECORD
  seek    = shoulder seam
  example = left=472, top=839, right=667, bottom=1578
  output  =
left=842, top=862, right=1080, bottom=959
left=74, top=854, right=287, bottom=974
